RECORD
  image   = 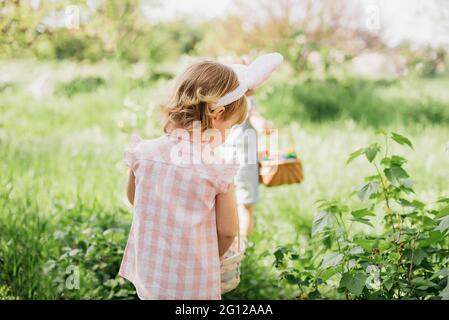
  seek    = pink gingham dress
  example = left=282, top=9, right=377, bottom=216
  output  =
left=119, top=132, right=239, bottom=300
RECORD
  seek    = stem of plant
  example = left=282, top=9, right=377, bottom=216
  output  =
left=374, top=162, right=396, bottom=233
left=407, top=231, right=420, bottom=284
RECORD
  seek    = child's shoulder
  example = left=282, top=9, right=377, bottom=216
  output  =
left=124, top=134, right=172, bottom=167
left=124, top=134, right=239, bottom=193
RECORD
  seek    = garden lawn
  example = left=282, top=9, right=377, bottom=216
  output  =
left=0, top=60, right=448, bottom=299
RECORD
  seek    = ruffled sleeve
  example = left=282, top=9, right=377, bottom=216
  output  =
left=124, top=134, right=142, bottom=168
left=215, top=162, right=240, bottom=194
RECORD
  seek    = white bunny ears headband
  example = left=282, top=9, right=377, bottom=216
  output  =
left=212, top=52, right=283, bottom=109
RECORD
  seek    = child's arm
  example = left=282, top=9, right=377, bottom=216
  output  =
left=127, top=169, right=135, bottom=205
left=215, top=184, right=239, bottom=258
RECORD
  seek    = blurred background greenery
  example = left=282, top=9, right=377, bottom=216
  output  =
left=0, top=0, right=448, bottom=299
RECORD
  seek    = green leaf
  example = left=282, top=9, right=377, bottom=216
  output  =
left=364, top=143, right=381, bottom=163
left=284, top=273, right=300, bottom=285
left=435, top=215, right=449, bottom=235
left=431, top=268, right=449, bottom=280
left=378, top=240, right=392, bottom=251
left=364, top=174, right=380, bottom=182
left=312, top=211, right=334, bottom=236
left=399, top=178, right=414, bottom=189
left=320, top=268, right=339, bottom=282
left=391, top=132, right=414, bottom=150
left=389, top=252, right=401, bottom=262
left=381, top=155, right=407, bottom=166
left=436, top=206, right=449, bottom=218
left=357, top=181, right=380, bottom=202
left=308, top=290, right=321, bottom=299
left=340, top=272, right=368, bottom=296
left=411, top=200, right=425, bottom=209
left=384, top=165, right=409, bottom=186
left=439, top=281, right=449, bottom=300
left=375, top=128, right=388, bottom=136
left=351, top=208, right=375, bottom=219
left=321, top=252, right=344, bottom=269
left=383, top=277, right=394, bottom=291
left=348, top=246, right=364, bottom=255
left=353, top=238, right=373, bottom=251
left=348, top=259, right=357, bottom=269
left=411, top=277, right=437, bottom=290
left=346, top=148, right=364, bottom=165
left=411, top=249, right=427, bottom=265
left=273, top=247, right=286, bottom=262
left=350, top=217, right=374, bottom=228
left=418, top=230, right=444, bottom=247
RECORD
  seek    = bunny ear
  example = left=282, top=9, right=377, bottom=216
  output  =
left=230, top=64, right=249, bottom=80
left=246, top=52, right=283, bottom=89
left=213, top=52, right=283, bottom=109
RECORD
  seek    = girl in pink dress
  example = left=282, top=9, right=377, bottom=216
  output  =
left=119, top=60, right=247, bottom=300
left=119, top=53, right=283, bottom=300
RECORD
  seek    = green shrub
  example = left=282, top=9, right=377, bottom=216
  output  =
left=0, top=285, right=19, bottom=300
left=260, top=77, right=449, bottom=127
left=275, top=131, right=449, bottom=299
left=52, top=32, right=107, bottom=62
left=57, top=76, right=106, bottom=97
left=44, top=212, right=136, bottom=300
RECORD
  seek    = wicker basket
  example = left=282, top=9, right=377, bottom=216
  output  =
left=220, top=236, right=246, bottom=294
left=259, top=158, right=304, bottom=187
left=220, top=210, right=246, bottom=295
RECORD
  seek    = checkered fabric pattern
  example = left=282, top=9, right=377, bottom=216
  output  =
left=119, top=133, right=238, bottom=300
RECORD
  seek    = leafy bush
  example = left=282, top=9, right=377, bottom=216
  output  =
left=57, top=77, right=106, bottom=97
left=274, top=131, right=449, bottom=299
left=44, top=212, right=137, bottom=300
left=261, top=78, right=449, bottom=127
left=0, top=285, right=19, bottom=300
left=0, top=190, right=135, bottom=299
left=44, top=30, right=107, bottom=62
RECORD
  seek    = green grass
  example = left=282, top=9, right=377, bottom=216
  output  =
left=0, top=59, right=448, bottom=299
left=260, top=76, right=449, bottom=127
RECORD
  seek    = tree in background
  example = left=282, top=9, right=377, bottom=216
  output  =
left=197, top=0, right=385, bottom=74
left=0, top=0, right=203, bottom=65
left=0, top=0, right=446, bottom=77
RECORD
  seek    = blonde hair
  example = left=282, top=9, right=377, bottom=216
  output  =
left=163, top=60, right=247, bottom=133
